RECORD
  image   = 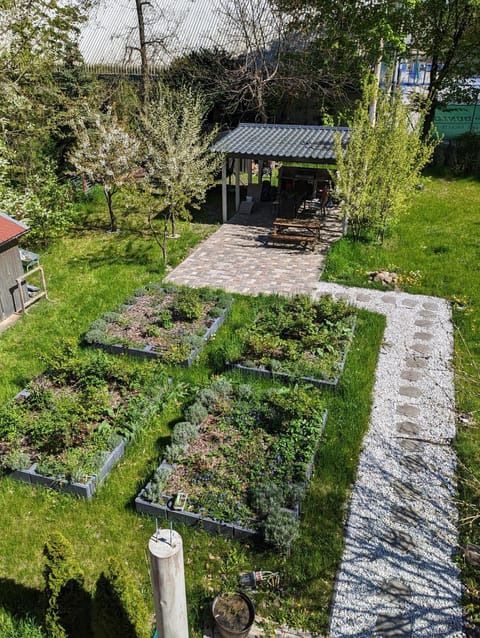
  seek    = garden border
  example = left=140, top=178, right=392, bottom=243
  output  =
left=227, top=317, right=356, bottom=390
left=89, top=305, right=231, bottom=367
left=135, top=411, right=328, bottom=537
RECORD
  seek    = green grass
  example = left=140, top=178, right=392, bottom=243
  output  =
left=323, top=173, right=480, bottom=626
left=0, top=186, right=385, bottom=638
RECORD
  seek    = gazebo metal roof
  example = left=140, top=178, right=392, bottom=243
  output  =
left=212, top=123, right=350, bottom=163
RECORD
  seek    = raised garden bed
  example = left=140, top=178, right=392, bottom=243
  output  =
left=0, top=345, right=168, bottom=498
left=136, top=378, right=327, bottom=551
left=227, top=294, right=356, bottom=388
left=84, top=283, right=233, bottom=366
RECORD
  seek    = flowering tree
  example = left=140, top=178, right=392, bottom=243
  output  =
left=69, top=109, right=140, bottom=232
left=140, top=85, right=221, bottom=259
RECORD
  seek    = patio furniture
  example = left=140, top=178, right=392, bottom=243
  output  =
left=19, top=248, right=40, bottom=271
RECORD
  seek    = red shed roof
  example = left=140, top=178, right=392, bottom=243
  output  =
left=0, top=213, right=29, bottom=247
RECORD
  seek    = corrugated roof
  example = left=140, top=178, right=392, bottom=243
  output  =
left=0, top=213, right=29, bottom=247
left=212, top=123, right=350, bottom=162
left=79, top=0, right=233, bottom=68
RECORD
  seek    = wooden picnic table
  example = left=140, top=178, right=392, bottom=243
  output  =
left=265, top=217, right=321, bottom=250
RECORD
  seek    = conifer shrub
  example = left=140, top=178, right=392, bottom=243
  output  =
left=43, top=532, right=91, bottom=638
left=92, top=558, right=151, bottom=638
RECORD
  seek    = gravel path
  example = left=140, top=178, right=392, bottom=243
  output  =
left=166, top=214, right=464, bottom=637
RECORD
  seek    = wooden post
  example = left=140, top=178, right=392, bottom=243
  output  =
left=222, top=159, right=228, bottom=223
left=247, top=160, right=252, bottom=186
left=234, top=158, right=240, bottom=211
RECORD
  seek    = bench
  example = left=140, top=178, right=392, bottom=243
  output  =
left=265, top=232, right=317, bottom=250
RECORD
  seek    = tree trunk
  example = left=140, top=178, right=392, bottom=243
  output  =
left=135, top=0, right=150, bottom=110
left=103, top=187, right=117, bottom=232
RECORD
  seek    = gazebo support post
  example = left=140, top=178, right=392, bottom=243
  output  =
left=247, top=160, right=252, bottom=186
left=234, top=158, right=240, bottom=211
left=222, top=159, right=228, bottom=223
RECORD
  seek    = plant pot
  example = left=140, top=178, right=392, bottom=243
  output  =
left=212, top=592, right=255, bottom=638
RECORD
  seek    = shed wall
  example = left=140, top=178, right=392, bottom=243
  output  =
left=0, top=242, right=25, bottom=319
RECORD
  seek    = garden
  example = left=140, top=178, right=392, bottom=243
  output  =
left=84, top=284, right=233, bottom=365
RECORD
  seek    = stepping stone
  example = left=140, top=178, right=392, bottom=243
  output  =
left=404, top=357, right=427, bottom=369
left=423, top=301, right=439, bottom=310
left=375, top=612, right=412, bottom=636
left=396, top=421, right=420, bottom=436
left=414, top=320, right=434, bottom=328
left=397, top=439, right=424, bottom=453
left=356, top=293, right=371, bottom=302
left=400, top=369, right=422, bottom=382
left=411, top=343, right=432, bottom=355
left=413, top=332, right=434, bottom=341
left=380, top=579, right=412, bottom=601
left=393, top=479, right=422, bottom=500
left=380, top=528, right=415, bottom=552
left=401, top=298, right=418, bottom=308
left=400, top=455, right=427, bottom=473
left=382, top=296, right=396, bottom=304
left=399, top=386, right=422, bottom=398
left=391, top=504, right=420, bottom=526
left=419, top=310, right=436, bottom=319
left=396, top=404, right=420, bottom=418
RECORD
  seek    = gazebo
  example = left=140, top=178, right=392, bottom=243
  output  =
left=212, top=123, right=350, bottom=222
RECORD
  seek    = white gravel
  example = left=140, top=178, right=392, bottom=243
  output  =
left=312, top=283, right=464, bottom=637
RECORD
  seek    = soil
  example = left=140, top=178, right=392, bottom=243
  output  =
left=214, top=593, right=253, bottom=631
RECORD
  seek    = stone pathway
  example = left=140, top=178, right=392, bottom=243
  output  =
left=169, top=209, right=463, bottom=637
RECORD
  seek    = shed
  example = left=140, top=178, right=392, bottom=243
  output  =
left=211, top=123, right=350, bottom=221
left=0, top=213, right=30, bottom=320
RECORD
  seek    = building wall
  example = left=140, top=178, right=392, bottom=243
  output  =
left=0, top=241, right=25, bottom=320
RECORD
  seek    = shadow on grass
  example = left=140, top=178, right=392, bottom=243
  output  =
left=0, top=578, right=44, bottom=623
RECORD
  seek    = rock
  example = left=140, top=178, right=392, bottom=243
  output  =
left=367, top=270, right=398, bottom=286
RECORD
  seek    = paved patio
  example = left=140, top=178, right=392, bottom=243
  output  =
left=170, top=207, right=463, bottom=638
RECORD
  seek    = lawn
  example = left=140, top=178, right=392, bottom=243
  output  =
left=323, top=173, right=480, bottom=627
left=0, top=187, right=385, bottom=636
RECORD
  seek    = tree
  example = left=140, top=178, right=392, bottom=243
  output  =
left=406, top=0, right=480, bottom=138
left=334, top=81, right=437, bottom=242
left=69, top=108, right=141, bottom=232
left=140, top=85, right=221, bottom=262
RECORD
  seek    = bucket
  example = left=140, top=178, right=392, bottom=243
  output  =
left=212, top=591, right=255, bottom=638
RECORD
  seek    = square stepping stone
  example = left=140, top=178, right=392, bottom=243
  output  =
left=380, top=579, right=412, bottom=601
left=404, top=357, right=427, bottom=369
left=357, top=293, right=371, bottom=302
left=400, top=454, right=427, bottom=473
left=400, top=369, right=422, bottom=382
left=413, top=332, right=434, bottom=341
left=396, top=404, right=420, bottom=418
left=411, top=343, right=432, bottom=355
left=393, top=479, right=422, bottom=500
left=397, top=439, right=424, bottom=453
left=396, top=421, right=420, bottom=436
left=391, top=504, right=420, bottom=526
left=375, top=612, right=412, bottom=636
left=382, top=296, right=397, bottom=304
left=414, top=320, right=434, bottom=328
left=423, top=301, right=439, bottom=310
left=399, top=386, right=422, bottom=398
left=380, top=528, right=415, bottom=552
left=419, top=310, right=436, bottom=319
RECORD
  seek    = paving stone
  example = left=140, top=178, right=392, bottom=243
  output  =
left=396, top=404, right=420, bottom=418
left=356, top=293, right=371, bottom=302
left=400, top=455, right=427, bottom=473
left=418, top=309, right=436, bottom=318
left=391, top=504, right=421, bottom=526
left=397, top=439, right=424, bottom=453
left=393, top=479, right=422, bottom=500
left=414, top=319, right=434, bottom=328
left=380, top=528, right=415, bottom=552
left=375, top=612, right=412, bottom=637
left=411, top=343, right=432, bottom=355
left=400, top=369, right=422, bottom=382
left=404, top=356, right=428, bottom=369
left=396, top=421, right=420, bottom=436
left=423, top=301, right=439, bottom=310
left=401, top=298, right=418, bottom=308
left=399, top=386, right=422, bottom=398
left=413, top=331, right=434, bottom=341
left=382, top=295, right=397, bottom=304
left=380, top=579, right=412, bottom=601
